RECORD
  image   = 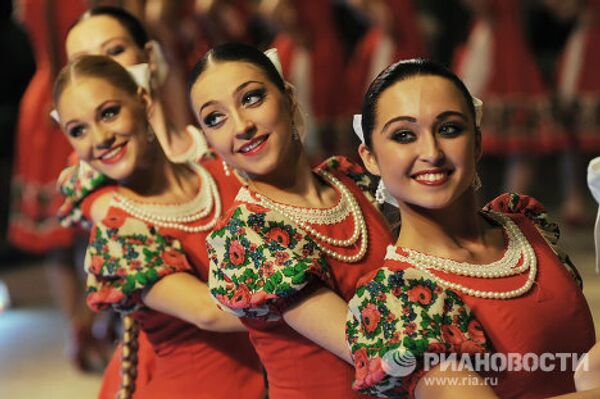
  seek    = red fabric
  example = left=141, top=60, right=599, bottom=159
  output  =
left=90, top=158, right=265, bottom=399
left=240, top=168, right=394, bottom=399
left=8, top=0, right=86, bottom=252
left=387, top=214, right=595, bottom=398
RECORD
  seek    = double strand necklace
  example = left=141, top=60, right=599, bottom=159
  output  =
left=387, top=211, right=537, bottom=299
left=112, top=163, right=222, bottom=233
left=254, top=170, right=368, bottom=263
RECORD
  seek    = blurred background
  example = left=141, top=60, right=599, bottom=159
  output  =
left=1, top=0, right=599, bottom=397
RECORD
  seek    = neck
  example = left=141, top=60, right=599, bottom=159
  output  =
left=120, top=142, right=194, bottom=202
left=396, top=190, right=489, bottom=254
left=248, top=147, right=331, bottom=208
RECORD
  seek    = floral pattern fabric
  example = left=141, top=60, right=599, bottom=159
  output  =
left=207, top=156, right=377, bottom=320
left=483, top=193, right=582, bottom=288
left=85, top=207, right=193, bottom=313
left=346, top=266, right=491, bottom=398
left=57, top=161, right=109, bottom=228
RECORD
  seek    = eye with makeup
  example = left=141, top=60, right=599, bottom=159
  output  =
left=203, top=111, right=226, bottom=129
left=241, top=88, right=266, bottom=107
left=105, top=44, right=126, bottom=57
left=438, top=122, right=465, bottom=138
left=99, top=104, right=121, bottom=122
left=66, top=123, right=86, bottom=139
left=389, top=128, right=417, bottom=144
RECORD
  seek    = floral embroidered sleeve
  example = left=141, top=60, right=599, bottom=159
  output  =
left=85, top=207, right=193, bottom=313
left=346, top=266, right=491, bottom=398
left=319, top=156, right=378, bottom=205
left=207, top=201, right=332, bottom=321
left=57, top=161, right=109, bottom=228
left=483, top=193, right=583, bottom=288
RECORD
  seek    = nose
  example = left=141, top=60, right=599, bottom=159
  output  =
left=91, top=125, right=116, bottom=150
left=418, top=132, right=445, bottom=165
left=232, top=111, right=257, bottom=140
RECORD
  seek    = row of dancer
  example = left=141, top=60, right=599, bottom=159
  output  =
left=51, top=6, right=600, bottom=399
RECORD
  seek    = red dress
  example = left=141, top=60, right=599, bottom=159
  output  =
left=207, top=156, right=394, bottom=398
left=63, top=156, right=265, bottom=398
left=453, top=0, right=564, bottom=155
left=9, top=0, right=85, bottom=252
left=346, top=194, right=595, bottom=398
left=556, top=0, right=600, bottom=152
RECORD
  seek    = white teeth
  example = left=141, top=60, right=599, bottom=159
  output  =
left=415, top=172, right=447, bottom=182
left=100, top=145, right=122, bottom=160
left=240, top=136, right=266, bottom=153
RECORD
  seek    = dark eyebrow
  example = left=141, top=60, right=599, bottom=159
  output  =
left=198, top=80, right=263, bottom=115
left=436, top=111, right=468, bottom=122
left=381, top=116, right=417, bottom=133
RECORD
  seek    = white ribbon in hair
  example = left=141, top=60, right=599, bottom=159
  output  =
left=352, top=97, right=484, bottom=144
left=264, top=48, right=284, bottom=78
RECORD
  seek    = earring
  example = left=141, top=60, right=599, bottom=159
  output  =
left=147, top=125, right=156, bottom=143
left=291, top=123, right=300, bottom=141
left=375, top=179, right=386, bottom=205
left=472, top=172, right=482, bottom=191
left=222, top=161, right=231, bottom=176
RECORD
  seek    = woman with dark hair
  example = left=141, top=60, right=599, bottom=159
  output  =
left=54, top=54, right=265, bottom=399
left=348, top=58, right=597, bottom=398
left=187, top=42, right=394, bottom=398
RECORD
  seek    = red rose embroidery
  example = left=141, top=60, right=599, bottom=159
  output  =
left=427, top=342, right=447, bottom=353
left=87, top=286, right=126, bottom=311
left=406, top=285, right=433, bottom=306
left=352, top=347, right=370, bottom=389
left=459, top=340, right=486, bottom=354
left=442, top=325, right=467, bottom=348
left=246, top=203, right=268, bottom=214
left=89, top=255, right=104, bottom=275
left=102, top=213, right=126, bottom=229
left=265, top=227, right=291, bottom=247
left=361, top=303, right=382, bottom=333
left=228, top=240, right=246, bottom=266
left=467, top=319, right=486, bottom=344
left=228, top=284, right=251, bottom=309
left=161, top=249, right=189, bottom=269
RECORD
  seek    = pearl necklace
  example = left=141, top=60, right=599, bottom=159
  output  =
left=386, top=211, right=538, bottom=299
left=254, top=170, right=368, bottom=263
left=112, top=163, right=222, bottom=233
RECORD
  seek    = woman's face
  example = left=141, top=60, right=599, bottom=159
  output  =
left=57, top=77, right=151, bottom=182
left=190, top=61, right=296, bottom=179
left=66, top=15, right=146, bottom=65
left=361, top=75, right=479, bottom=210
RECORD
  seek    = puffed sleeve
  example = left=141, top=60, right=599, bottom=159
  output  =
left=319, top=156, right=378, bottom=205
left=207, top=201, right=333, bottom=321
left=85, top=207, right=193, bottom=313
left=346, top=266, right=492, bottom=398
left=57, top=161, right=109, bottom=228
left=483, top=193, right=582, bottom=288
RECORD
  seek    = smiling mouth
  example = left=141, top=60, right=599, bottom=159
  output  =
left=411, top=170, right=453, bottom=186
left=238, top=135, right=269, bottom=156
left=97, top=142, right=128, bottom=165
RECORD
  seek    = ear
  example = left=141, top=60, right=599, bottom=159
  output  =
left=137, top=86, right=154, bottom=117
left=144, top=42, right=158, bottom=75
left=358, top=143, right=381, bottom=176
left=474, top=127, right=482, bottom=161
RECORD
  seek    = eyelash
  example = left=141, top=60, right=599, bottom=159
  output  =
left=242, top=88, right=266, bottom=107
left=101, top=105, right=120, bottom=121
left=68, top=125, right=85, bottom=138
left=202, top=88, right=267, bottom=129
left=106, top=45, right=125, bottom=57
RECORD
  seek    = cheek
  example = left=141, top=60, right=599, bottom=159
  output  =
left=67, top=137, right=94, bottom=162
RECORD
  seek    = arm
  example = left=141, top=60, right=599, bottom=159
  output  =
left=283, top=284, right=353, bottom=364
left=574, top=341, right=600, bottom=392
left=143, top=272, right=246, bottom=332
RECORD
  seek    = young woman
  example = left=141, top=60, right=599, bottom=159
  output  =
left=348, top=58, right=597, bottom=398
left=186, top=43, right=395, bottom=398
left=54, top=55, right=264, bottom=398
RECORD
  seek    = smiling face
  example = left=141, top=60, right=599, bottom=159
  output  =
left=57, top=76, right=151, bottom=182
left=190, top=60, right=297, bottom=179
left=66, top=15, right=146, bottom=65
left=361, top=75, right=480, bottom=210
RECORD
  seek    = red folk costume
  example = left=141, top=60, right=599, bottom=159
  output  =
left=344, top=0, right=427, bottom=116
left=346, top=194, right=595, bottom=399
left=453, top=0, right=564, bottom=155
left=556, top=0, right=600, bottom=152
left=59, top=155, right=265, bottom=399
left=207, top=156, right=394, bottom=399
left=9, top=0, right=85, bottom=252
